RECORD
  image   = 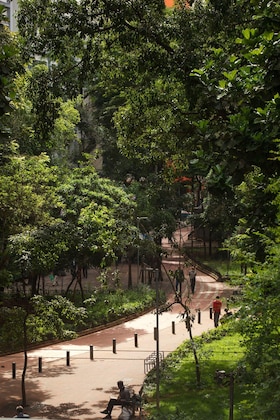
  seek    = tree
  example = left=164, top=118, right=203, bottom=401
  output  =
left=0, top=295, right=86, bottom=406
left=8, top=222, right=68, bottom=295
left=2, top=159, right=137, bottom=297
left=54, top=163, right=137, bottom=297
left=0, top=154, right=62, bottom=290
left=237, top=253, right=280, bottom=418
left=10, top=66, right=82, bottom=157
left=227, top=144, right=280, bottom=418
left=224, top=166, right=277, bottom=268
left=0, top=6, right=23, bottom=158
left=17, top=0, right=280, bottom=252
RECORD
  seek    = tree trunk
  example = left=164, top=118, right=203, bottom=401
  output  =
left=186, top=312, right=201, bottom=387
left=30, top=273, right=38, bottom=296
left=76, top=266, right=84, bottom=301
left=209, top=230, right=212, bottom=257
left=65, top=278, right=75, bottom=297
left=128, top=256, right=132, bottom=289
left=161, top=262, right=201, bottom=387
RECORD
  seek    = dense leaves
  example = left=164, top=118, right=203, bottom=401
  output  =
left=1, top=0, right=280, bottom=415
left=0, top=6, right=23, bottom=157
left=56, top=164, right=136, bottom=269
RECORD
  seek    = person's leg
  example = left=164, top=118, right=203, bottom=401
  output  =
left=191, top=278, right=195, bottom=293
left=214, top=312, right=219, bottom=327
left=101, top=398, right=118, bottom=415
left=107, top=398, right=122, bottom=414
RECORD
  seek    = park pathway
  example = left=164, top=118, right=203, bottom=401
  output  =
left=0, top=232, right=236, bottom=419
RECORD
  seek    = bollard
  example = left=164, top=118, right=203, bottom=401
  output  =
left=12, top=362, right=16, bottom=379
left=90, top=345, right=94, bottom=361
left=66, top=351, right=70, bottom=366
left=198, top=309, right=201, bottom=324
left=210, top=307, right=213, bottom=319
left=38, top=357, right=42, bottom=373
left=134, top=333, right=138, bottom=348
left=113, top=338, right=117, bottom=354
left=172, top=321, right=175, bottom=334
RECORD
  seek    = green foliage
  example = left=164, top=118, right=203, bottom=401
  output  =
left=28, top=295, right=87, bottom=341
left=0, top=295, right=86, bottom=353
left=7, top=4, right=280, bottom=417
left=0, top=305, right=27, bottom=352
left=16, top=0, right=280, bottom=256
left=57, top=163, right=137, bottom=268
left=144, top=326, right=247, bottom=420
left=0, top=154, right=62, bottom=286
left=0, top=284, right=158, bottom=352
left=237, top=262, right=280, bottom=419
left=10, top=66, right=81, bottom=156
left=84, top=284, right=158, bottom=326
left=224, top=166, right=278, bottom=266
left=0, top=153, right=60, bottom=229
left=8, top=222, right=68, bottom=281
left=0, top=7, right=23, bottom=155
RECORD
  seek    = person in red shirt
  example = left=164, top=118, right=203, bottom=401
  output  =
left=213, top=296, right=222, bottom=327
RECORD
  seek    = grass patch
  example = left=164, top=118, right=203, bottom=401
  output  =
left=143, top=322, right=251, bottom=420
left=198, top=257, right=246, bottom=287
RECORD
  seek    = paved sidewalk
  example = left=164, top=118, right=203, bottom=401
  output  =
left=0, top=266, right=235, bottom=420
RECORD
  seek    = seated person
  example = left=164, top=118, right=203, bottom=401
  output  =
left=101, top=380, right=131, bottom=419
left=14, top=405, right=30, bottom=418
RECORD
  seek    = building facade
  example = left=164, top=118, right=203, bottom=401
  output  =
left=0, top=0, right=18, bottom=32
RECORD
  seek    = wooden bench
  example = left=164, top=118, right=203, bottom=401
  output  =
left=121, top=387, right=142, bottom=418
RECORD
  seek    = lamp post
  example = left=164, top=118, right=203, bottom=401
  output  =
left=136, top=216, right=148, bottom=283
left=154, top=268, right=160, bottom=411
left=215, top=370, right=234, bottom=420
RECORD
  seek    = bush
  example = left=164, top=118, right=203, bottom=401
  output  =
left=83, top=284, right=160, bottom=327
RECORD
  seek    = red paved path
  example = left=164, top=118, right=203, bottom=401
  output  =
left=0, top=238, right=236, bottom=419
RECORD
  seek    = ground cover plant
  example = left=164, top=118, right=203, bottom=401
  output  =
left=83, top=283, right=161, bottom=327
left=143, top=321, right=252, bottom=420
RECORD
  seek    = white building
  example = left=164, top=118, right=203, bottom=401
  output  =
left=0, top=0, right=19, bottom=32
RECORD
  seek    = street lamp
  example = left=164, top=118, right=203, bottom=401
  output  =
left=136, top=216, right=148, bottom=283
left=154, top=268, right=160, bottom=411
left=215, top=370, right=234, bottom=420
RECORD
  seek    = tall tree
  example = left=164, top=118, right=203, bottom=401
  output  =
left=0, top=154, right=62, bottom=289
left=10, top=66, right=82, bottom=157
left=0, top=6, right=23, bottom=158
left=55, top=163, right=136, bottom=296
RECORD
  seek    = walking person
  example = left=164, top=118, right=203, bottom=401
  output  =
left=213, top=296, right=222, bottom=327
left=100, top=380, right=131, bottom=419
left=189, top=266, right=197, bottom=294
left=175, top=266, right=185, bottom=297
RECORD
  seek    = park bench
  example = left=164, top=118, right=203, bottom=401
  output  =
left=119, top=388, right=142, bottom=419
